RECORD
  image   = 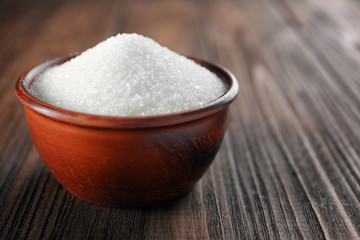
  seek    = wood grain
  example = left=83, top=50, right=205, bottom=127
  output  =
left=1, top=0, right=360, bottom=239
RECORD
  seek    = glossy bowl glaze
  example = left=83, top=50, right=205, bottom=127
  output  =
left=15, top=55, right=239, bottom=208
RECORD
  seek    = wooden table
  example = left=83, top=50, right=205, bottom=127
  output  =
left=1, top=0, right=360, bottom=239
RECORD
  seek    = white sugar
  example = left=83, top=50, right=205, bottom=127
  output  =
left=29, top=33, right=226, bottom=116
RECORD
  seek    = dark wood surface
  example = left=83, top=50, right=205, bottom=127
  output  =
left=1, top=0, right=360, bottom=239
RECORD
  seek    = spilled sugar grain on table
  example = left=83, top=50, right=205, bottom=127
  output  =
left=1, top=0, right=360, bottom=239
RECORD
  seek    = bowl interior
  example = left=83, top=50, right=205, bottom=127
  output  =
left=16, top=55, right=239, bottom=129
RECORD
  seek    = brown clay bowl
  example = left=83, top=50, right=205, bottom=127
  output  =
left=15, top=55, right=239, bottom=208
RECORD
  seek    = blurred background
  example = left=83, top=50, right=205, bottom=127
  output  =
left=1, top=0, right=360, bottom=239
left=1, top=0, right=237, bottom=67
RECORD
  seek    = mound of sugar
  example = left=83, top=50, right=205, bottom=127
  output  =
left=29, top=33, right=226, bottom=116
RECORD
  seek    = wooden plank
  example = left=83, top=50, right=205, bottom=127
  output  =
left=0, top=0, right=360, bottom=239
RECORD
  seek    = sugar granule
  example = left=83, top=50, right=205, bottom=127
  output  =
left=29, top=33, right=226, bottom=116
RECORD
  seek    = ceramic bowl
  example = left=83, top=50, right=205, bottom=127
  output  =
left=15, top=55, right=239, bottom=208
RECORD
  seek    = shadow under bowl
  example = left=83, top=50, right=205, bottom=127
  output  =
left=15, top=55, right=239, bottom=208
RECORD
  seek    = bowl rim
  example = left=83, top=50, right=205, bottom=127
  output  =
left=15, top=55, right=239, bottom=129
